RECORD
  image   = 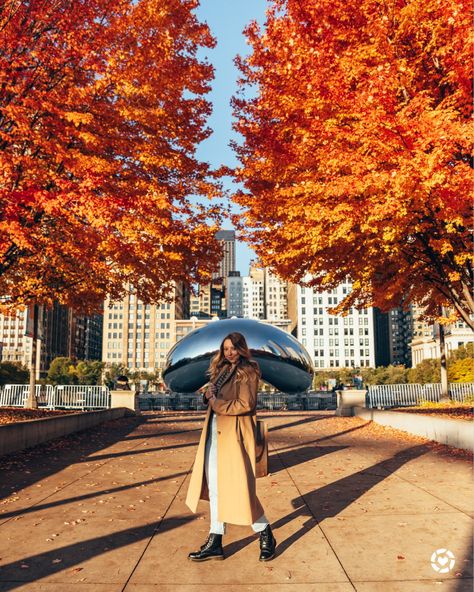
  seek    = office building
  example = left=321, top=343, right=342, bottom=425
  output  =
left=189, top=280, right=226, bottom=319
left=296, top=281, right=384, bottom=369
left=388, top=307, right=413, bottom=367
left=226, top=272, right=243, bottom=317
left=189, top=284, right=212, bottom=318
left=0, top=308, right=32, bottom=368
left=102, top=283, right=188, bottom=371
left=264, top=267, right=288, bottom=320
left=68, top=313, right=103, bottom=362
left=242, top=273, right=264, bottom=319
left=242, top=262, right=288, bottom=321
left=213, top=230, right=236, bottom=279
left=410, top=307, right=474, bottom=366
left=1, top=303, right=103, bottom=377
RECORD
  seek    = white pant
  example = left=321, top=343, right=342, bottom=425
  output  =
left=205, top=413, right=269, bottom=535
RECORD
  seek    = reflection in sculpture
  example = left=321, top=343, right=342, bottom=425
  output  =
left=163, top=319, right=313, bottom=393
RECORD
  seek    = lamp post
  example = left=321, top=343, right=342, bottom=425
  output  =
left=439, top=322, right=449, bottom=401
left=25, top=303, right=39, bottom=408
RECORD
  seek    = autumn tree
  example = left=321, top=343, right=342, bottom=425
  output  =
left=46, top=357, right=77, bottom=385
left=0, top=361, right=29, bottom=385
left=233, top=0, right=473, bottom=328
left=408, top=343, right=474, bottom=383
left=103, top=363, right=130, bottom=389
left=361, top=365, right=409, bottom=386
left=0, top=0, right=222, bottom=314
left=75, top=360, right=105, bottom=385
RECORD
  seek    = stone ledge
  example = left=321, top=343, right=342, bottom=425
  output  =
left=354, top=406, right=474, bottom=452
left=0, top=408, right=129, bottom=456
left=336, top=389, right=367, bottom=416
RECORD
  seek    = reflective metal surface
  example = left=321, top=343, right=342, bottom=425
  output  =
left=163, top=319, right=314, bottom=393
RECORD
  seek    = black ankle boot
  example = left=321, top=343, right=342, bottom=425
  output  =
left=259, top=524, right=276, bottom=561
left=188, top=533, right=224, bottom=561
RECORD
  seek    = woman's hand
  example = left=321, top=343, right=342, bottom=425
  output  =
left=205, top=384, right=217, bottom=401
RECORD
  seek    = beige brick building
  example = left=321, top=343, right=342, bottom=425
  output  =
left=0, top=308, right=32, bottom=367
left=102, top=285, right=188, bottom=371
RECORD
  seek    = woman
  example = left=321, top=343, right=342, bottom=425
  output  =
left=185, top=332, right=276, bottom=562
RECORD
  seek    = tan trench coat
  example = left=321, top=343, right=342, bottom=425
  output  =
left=185, top=364, right=265, bottom=525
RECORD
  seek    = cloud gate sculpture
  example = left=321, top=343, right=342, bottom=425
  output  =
left=163, top=318, right=314, bottom=393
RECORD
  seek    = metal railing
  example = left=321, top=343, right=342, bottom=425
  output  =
left=449, top=382, right=474, bottom=402
left=137, top=391, right=336, bottom=412
left=3, top=382, right=470, bottom=412
left=367, top=383, right=474, bottom=408
left=0, top=384, right=110, bottom=410
left=138, top=393, right=207, bottom=411
left=256, top=391, right=336, bottom=411
left=0, top=384, right=54, bottom=407
left=50, top=385, right=110, bottom=410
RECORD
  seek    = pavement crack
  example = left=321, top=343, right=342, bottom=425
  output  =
left=119, top=445, right=194, bottom=592
left=269, top=438, right=357, bottom=591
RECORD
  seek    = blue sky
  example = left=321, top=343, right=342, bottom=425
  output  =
left=195, top=0, right=268, bottom=275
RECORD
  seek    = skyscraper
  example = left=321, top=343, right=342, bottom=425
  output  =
left=388, top=307, right=413, bottom=367
left=213, top=230, right=236, bottom=279
left=226, top=271, right=243, bottom=317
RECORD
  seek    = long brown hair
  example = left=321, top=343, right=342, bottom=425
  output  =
left=208, top=332, right=260, bottom=383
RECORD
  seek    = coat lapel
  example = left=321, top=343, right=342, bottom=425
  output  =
left=215, top=364, right=237, bottom=392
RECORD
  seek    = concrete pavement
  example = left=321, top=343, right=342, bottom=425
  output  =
left=0, top=411, right=472, bottom=591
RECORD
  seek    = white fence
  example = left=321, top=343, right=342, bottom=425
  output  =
left=1, top=383, right=471, bottom=411
left=450, top=382, right=474, bottom=402
left=0, top=385, right=110, bottom=410
left=50, top=385, right=110, bottom=410
left=367, top=383, right=474, bottom=408
left=0, top=384, right=54, bottom=407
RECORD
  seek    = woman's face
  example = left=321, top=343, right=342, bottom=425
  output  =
left=223, top=339, right=240, bottom=364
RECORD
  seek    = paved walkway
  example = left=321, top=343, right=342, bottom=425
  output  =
left=0, top=411, right=472, bottom=591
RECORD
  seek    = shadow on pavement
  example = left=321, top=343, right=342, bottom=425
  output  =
left=145, top=413, right=206, bottom=423
left=270, top=444, right=346, bottom=473
left=275, top=444, right=433, bottom=555
left=225, top=444, right=432, bottom=559
left=271, top=423, right=369, bottom=454
left=0, top=470, right=189, bottom=522
left=122, top=427, right=202, bottom=440
left=0, top=415, right=147, bottom=501
left=268, top=415, right=331, bottom=433
left=0, top=515, right=195, bottom=591
left=73, top=439, right=198, bottom=463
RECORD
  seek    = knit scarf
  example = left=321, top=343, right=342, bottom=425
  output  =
left=212, top=365, right=235, bottom=394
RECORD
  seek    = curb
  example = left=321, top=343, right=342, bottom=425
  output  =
left=354, top=406, right=474, bottom=452
left=0, top=408, right=130, bottom=456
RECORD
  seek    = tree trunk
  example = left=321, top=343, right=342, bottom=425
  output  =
left=25, top=304, right=38, bottom=409
left=438, top=322, right=449, bottom=401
